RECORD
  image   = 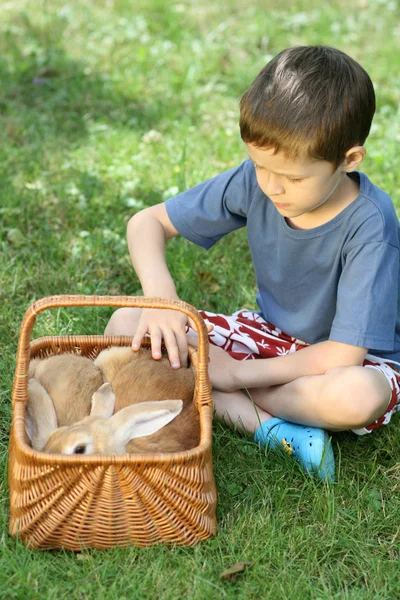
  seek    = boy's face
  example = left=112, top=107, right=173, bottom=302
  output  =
left=246, top=144, right=354, bottom=225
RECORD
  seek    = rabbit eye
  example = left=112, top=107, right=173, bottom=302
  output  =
left=73, top=445, right=87, bottom=454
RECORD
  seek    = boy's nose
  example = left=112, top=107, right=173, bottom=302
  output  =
left=258, top=174, right=285, bottom=196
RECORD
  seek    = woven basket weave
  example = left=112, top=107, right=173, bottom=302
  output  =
left=8, top=295, right=217, bottom=550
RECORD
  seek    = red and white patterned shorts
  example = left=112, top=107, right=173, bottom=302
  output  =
left=194, top=309, right=400, bottom=435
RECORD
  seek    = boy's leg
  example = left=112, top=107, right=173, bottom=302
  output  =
left=247, top=365, right=392, bottom=432
left=212, top=387, right=335, bottom=481
left=212, top=389, right=271, bottom=434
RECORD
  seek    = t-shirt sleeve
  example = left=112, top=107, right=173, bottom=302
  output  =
left=329, top=241, right=399, bottom=350
left=165, top=160, right=256, bottom=249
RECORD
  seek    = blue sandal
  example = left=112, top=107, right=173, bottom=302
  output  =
left=254, top=417, right=335, bottom=481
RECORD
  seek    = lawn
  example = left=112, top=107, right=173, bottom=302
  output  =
left=1, top=0, right=400, bottom=598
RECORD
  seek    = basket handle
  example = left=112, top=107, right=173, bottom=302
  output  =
left=12, top=295, right=212, bottom=406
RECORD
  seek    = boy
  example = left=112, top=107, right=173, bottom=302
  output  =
left=105, top=46, right=400, bottom=481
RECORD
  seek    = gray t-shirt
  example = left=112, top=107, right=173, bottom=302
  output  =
left=165, top=160, right=400, bottom=361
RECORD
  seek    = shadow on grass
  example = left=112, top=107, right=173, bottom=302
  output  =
left=0, top=11, right=201, bottom=154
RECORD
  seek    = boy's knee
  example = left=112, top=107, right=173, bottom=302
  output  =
left=104, top=307, right=142, bottom=336
left=321, top=366, right=391, bottom=429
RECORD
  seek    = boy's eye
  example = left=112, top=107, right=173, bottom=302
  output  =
left=252, top=162, right=303, bottom=183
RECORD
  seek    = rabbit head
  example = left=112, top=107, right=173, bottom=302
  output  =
left=30, top=382, right=183, bottom=455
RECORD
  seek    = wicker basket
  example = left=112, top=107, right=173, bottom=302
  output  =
left=8, top=295, right=217, bottom=550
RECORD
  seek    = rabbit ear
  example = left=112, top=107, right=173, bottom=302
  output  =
left=108, top=399, right=183, bottom=446
left=90, top=382, right=116, bottom=419
left=26, top=379, right=58, bottom=451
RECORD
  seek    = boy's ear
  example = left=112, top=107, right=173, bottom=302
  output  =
left=342, top=146, right=366, bottom=172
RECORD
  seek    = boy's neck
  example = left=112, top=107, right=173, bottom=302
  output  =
left=286, top=174, right=360, bottom=231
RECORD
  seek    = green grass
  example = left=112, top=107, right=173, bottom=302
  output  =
left=1, top=0, right=400, bottom=597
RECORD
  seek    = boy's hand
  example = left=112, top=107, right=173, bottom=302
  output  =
left=187, top=334, right=241, bottom=392
left=132, top=308, right=188, bottom=368
left=132, top=308, right=213, bottom=369
left=207, top=345, right=242, bottom=393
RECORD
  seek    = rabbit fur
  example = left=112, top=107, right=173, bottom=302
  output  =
left=26, top=347, right=199, bottom=455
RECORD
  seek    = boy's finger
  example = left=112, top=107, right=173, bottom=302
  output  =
left=132, top=323, right=148, bottom=351
left=150, top=328, right=162, bottom=360
left=175, top=330, right=189, bottom=368
left=162, top=330, right=181, bottom=369
left=187, top=317, right=196, bottom=332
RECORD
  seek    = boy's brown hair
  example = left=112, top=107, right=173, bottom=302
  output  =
left=239, top=46, right=375, bottom=169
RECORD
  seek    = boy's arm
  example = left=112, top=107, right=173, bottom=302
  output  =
left=127, top=203, right=191, bottom=368
left=208, top=339, right=368, bottom=392
left=127, top=203, right=179, bottom=298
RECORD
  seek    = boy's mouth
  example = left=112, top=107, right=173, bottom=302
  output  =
left=273, top=202, right=291, bottom=209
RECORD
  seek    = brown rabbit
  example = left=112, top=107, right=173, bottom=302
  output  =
left=26, top=354, right=105, bottom=450
left=26, top=347, right=199, bottom=455
left=94, top=347, right=199, bottom=453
